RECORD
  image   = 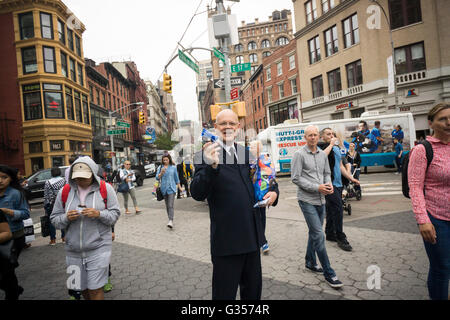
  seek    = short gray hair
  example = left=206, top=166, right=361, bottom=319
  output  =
left=304, top=125, right=319, bottom=136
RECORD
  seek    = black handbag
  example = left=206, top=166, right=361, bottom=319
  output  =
left=40, top=215, right=51, bottom=238
left=0, top=239, right=18, bottom=267
left=156, top=187, right=164, bottom=201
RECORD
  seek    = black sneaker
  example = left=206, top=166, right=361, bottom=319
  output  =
left=305, top=264, right=323, bottom=273
left=326, top=233, right=337, bottom=242
left=337, top=238, right=353, bottom=251
left=325, top=276, right=343, bottom=289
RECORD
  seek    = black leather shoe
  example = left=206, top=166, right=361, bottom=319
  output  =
left=306, top=264, right=323, bottom=273
left=337, top=238, right=353, bottom=251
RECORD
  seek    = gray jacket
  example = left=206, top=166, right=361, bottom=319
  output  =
left=50, top=157, right=120, bottom=258
left=291, top=145, right=332, bottom=206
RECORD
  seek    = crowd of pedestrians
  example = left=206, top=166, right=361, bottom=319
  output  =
left=0, top=103, right=448, bottom=301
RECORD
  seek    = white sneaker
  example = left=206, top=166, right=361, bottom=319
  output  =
left=167, top=220, right=173, bottom=229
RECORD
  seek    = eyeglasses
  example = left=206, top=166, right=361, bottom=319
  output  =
left=217, top=122, right=238, bottom=127
left=125, top=163, right=131, bottom=165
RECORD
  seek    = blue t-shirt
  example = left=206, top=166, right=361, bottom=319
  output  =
left=371, top=127, right=381, bottom=140
left=392, top=129, right=404, bottom=141
left=332, top=146, right=343, bottom=188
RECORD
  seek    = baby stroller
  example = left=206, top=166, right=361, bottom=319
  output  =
left=342, top=168, right=362, bottom=216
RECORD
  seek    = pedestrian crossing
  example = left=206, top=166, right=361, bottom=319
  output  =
left=360, top=181, right=402, bottom=196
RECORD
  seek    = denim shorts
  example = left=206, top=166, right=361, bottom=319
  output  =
left=66, top=251, right=111, bottom=291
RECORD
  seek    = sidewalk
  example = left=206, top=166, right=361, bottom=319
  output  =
left=1, top=199, right=429, bottom=300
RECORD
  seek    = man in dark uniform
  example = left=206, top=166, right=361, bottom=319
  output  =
left=190, top=109, right=279, bottom=300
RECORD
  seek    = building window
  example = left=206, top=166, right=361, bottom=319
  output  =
left=261, top=39, right=270, bottom=48
left=22, top=47, right=37, bottom=74
left=290, top=78, right=298, bottom=94
left=262, top=51, right=271, bottom=58
left=266, top=68, right=271, bottom=81
left=265, top=27, right=269, bottom=33
left=77, top=64, right=84, bottom=86
left=43, top=83, right=64, bottom=119
left=289, top=55, right=296, bottom=70
left=311, top=75, right=324, bottom=98
left=277, top=61, right=283, bottom=75
left=235, top=55, right=244, bottom=64
left=19, top=12, right=34, bottom=40
left=57, top=19, right=65, bottom=44
left=275, top=37, right=289, bottom=46
left=305, top=0, right=318, bottom=24
left=69, top=58, right=76, bottom=82
left=274, top=25, right=278, bottom=33
left=394, top=42, right=425, bottom=75
left=267, top=88, right=273, bottom=103
left=346, top=60, right=363, bottom=88
left=332, top=112, right=344, bottom=120
left=60, top=51, right=68, bottom=77
left=40, top=12, right=53, bottom=39
left=82, top=95, right=89, bottom=124
left=74, top=91, right=82, bottom=123
left=102, top=92, right=106, bottom=107
left=248, top=41, right=257, bottom=50
left=251, top=66, right=256, bottom=75
left=351, top=108, right=365, bottom=118
left=43, top=46, right=56, bottom=73
left=308, top=35, right=321, bottom=64
left=75, top=35, right=81, bottom=56
left=278, top=83, right=284, bottom=98
left=343, top=14, right=359, bottom=48
left=67, top=28, right=74, bottom=51
left=23, top=84, right=42, bottom=120
left=234, top=44, right=243, bottom=53
left=322, top=0, right=335, bottom=14
left=258, top=96, right=261, bottom=110
left=249, top=53, right=258, bottom=63
left=389, top=0, right=422, bottom=29
left=65, top=87, right=74, bottom=120
left=327, top=68, right=342, bottom=93
left=324, top=25, right=338, bottom=57
left=29, top=141, right=43, bottom=153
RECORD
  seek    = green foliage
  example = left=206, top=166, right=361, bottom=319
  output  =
left=154, top=133, right=178, bottom=150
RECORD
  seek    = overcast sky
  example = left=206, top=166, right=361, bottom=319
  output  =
left=63, top=0, right=295, bottom=124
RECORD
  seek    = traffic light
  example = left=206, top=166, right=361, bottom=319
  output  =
left=210, top=105, right=221, bottom=121
left=139, top=111, right=145, bottom=124
left=163, top=73, right=172, bottom=93
left=232, top=101, right=246, bottom=118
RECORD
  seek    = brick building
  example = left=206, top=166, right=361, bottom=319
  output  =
left=0, top=0, right=92, bottom=176
left=263, top=40, right=300, bottom=126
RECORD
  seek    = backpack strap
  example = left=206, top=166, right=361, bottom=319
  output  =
left=422, top=140, right=434, bottom=169
left=61, top=184, right=71, bottom=208
left=100, top=180, right=108, bottom=209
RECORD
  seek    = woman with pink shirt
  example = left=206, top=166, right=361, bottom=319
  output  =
left=408, top=103, right=450, bottom=300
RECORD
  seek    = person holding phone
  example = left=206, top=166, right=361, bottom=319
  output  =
left=291, top=125, right=343, bottom=289
left=50, top=156, right=120, bottom=300
left=156, top=154, right=183, bottom=229
left=119, top=161, right=141, bottom=215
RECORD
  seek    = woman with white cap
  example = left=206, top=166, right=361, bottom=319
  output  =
left=50, top=156, right=120, bottom=300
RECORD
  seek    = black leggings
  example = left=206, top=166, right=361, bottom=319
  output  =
left=0, top=235, right=25, bottom=300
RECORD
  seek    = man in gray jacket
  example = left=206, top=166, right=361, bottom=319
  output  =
left=291, top=125, right=343, bottom=289
left=51, top=156, right=120, bottom=300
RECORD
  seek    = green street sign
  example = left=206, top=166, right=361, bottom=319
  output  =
left=178, top=50, right=199, bottom=74
left=116, top=121, right=130, bottom=128
left=107, top=129, right=127, bottom=135
left=231, top=63, right=251, bottom=73
left=213, top=47, right=225, bottom=63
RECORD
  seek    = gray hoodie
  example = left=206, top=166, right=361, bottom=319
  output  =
left=50, top=157, right=120, bottom=258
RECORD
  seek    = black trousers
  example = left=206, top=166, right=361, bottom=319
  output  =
left=325, top=186, right=344, bottom=238
left=177, top=180, right=190, bottom=198
left=211, top=250, right=262, bottom=300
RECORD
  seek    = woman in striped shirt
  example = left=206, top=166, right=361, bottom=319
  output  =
left=408, top=103, right=450, bottom=300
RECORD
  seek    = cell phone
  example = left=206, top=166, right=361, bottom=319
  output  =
left=77, top=205, right=86, bottom=214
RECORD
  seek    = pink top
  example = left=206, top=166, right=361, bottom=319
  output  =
left=77, top=186, right=92, bottom=206
left=408, top=136, right=450, bottom=224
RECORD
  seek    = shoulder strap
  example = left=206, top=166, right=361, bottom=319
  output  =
left=61, top=184, right=71, bottom=208
left=422, top=140, right=433, bottom=169
left=100, top=180, right=108, bottom=209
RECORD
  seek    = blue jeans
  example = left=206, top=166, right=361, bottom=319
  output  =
left=423, top=213, right=450, bottom=300
left=45, top=205, right=65, bottom=240
left=298, top=200, right=336, bottom=279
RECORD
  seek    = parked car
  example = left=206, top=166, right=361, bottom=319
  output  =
left=23, top=166, right=70, bottom=200
left=144, top=163, right=156, bottom=177
left=132, top=169, right=144, bottom=187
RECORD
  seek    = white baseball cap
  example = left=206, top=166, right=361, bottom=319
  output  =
left=71, top=163, right=93, bottom=179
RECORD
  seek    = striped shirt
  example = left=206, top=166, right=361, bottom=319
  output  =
left=43, top=177, right=66, bottom=206
left=408, top=136, right=450, bottom=224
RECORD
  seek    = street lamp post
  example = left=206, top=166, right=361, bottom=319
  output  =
left=370, top=0, right=398, bottom=112
left=108, top=102, right=144, bottom=171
